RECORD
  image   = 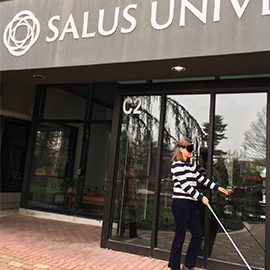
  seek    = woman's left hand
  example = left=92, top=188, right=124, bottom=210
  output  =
left=218, top=186, right=229, bottom=196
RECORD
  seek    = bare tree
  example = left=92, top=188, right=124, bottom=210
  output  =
left=242, top=106, right=266, bottom=161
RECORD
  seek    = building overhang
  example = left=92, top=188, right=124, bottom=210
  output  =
left=1, top=51, right=270, bottom=85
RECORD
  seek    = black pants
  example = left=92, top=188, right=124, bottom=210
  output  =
left=168, top=199, right=203, bottom=270
left=120, top=198, right=138, bottom=238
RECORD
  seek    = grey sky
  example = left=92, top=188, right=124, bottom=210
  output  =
left=167, top=93, right=267, bottom=153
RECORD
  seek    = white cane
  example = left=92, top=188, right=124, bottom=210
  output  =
left=206, top=203, right=252, bottom=270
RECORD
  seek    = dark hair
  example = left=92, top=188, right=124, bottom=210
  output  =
left=172, top=139, right=192, bottom=162
left=200, top=148, right=208, bottom=167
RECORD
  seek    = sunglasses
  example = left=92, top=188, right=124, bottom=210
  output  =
left=181, top=144, right=194, bottom=153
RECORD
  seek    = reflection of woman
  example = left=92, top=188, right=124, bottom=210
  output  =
left=196, top=149, right=218, bottom=257
left=120, top=157, right=139, bottom=238
left=168, top=139, right=229, bottom=270
left=213, top=158, right=229, bottom=218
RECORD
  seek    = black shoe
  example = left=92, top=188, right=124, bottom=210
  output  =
left=181, top=265, right=191, bottom=270
left=130, top=235, right=141, bottom=239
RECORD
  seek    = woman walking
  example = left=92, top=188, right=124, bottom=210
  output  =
left=168, top=139, right=229, bottom=270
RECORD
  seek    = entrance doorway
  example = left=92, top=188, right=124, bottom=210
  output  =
left=103, top=81, right=267, bottom=270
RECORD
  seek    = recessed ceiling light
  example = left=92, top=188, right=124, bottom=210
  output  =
left=33, top=74, right=46, bottom=80
left=171, top=66, right=186, bottom=72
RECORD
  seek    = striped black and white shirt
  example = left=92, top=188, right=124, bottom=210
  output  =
left=171, top=160, right=219, bottom=201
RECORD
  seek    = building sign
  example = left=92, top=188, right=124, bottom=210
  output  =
left=123, top=97, right=142, bottom=115
left=1, top=0, right=270, bottom=69
left=3, top=10, right=40, bottom=56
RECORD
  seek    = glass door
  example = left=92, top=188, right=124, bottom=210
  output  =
left=210, top=93, right=266, bottom=269
left=157, top=92, right=266, bottom=269
left=110, top=95, right=161, bottom=246
left=158, top=94, right=211, bottom=255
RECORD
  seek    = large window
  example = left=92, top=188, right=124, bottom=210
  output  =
left=27, top=123, right=79, bottom=210
left=26, top=83, right=115, bottom=216
left=77, top=122, right=111, bottom=217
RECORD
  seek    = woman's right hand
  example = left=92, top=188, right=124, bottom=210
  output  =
left=202, top=196, right=209, bottom=206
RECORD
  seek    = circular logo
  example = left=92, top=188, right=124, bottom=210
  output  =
left=3, top=10, right=40, bottom=56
